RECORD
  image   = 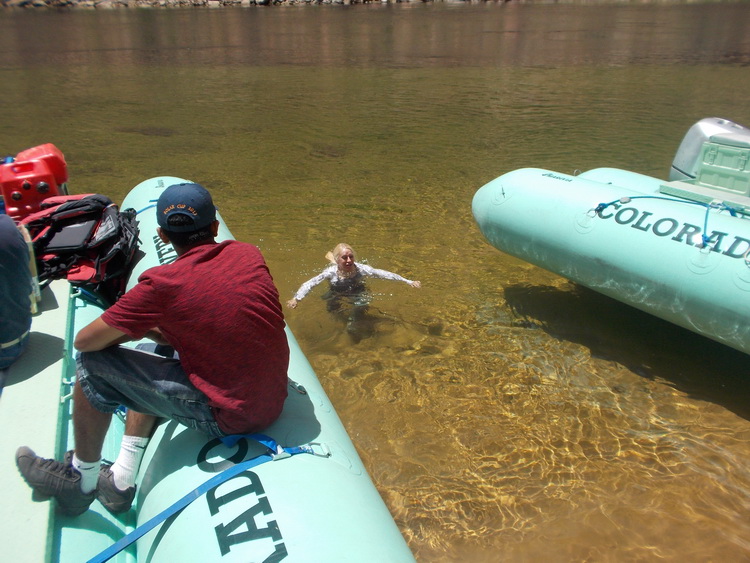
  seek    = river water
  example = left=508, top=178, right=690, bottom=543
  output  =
left=3, top=2, right=750, bottom=561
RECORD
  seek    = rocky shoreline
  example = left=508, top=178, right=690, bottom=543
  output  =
left=3, top=0, right=440, bottom=7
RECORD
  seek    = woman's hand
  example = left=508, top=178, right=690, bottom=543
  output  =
left=410, top=281, right=421, bottom=288
left=286, top=298, right=298, bottom=309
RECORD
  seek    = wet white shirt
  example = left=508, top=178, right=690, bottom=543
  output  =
left=293, top=262, right=414, bottom=301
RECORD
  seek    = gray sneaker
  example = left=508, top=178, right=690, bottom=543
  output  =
left=97, top=464, right=136, bottom=514
left=15, top=447, right=96, bottom=516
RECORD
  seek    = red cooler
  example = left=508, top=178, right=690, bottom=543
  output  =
left=1, top=144, right=68, bottom=221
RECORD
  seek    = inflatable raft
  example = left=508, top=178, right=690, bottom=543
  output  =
left=472, top=118, right=750, bottom=356
left=1, top=176, right=414, bottom=562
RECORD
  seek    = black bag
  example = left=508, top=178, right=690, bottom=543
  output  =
left=20, top=193, right=140, bottom=308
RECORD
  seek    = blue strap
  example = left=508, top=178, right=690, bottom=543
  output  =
left=220, top=432, right=320, bottom=457
left=135, top=203, right=157, bottom=215
left=87, top=433, right=316, bottom=563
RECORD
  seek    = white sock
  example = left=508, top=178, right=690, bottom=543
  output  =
left=111, top=435, right=149, bottom=490
left=72, top=454, right=100, bottom=494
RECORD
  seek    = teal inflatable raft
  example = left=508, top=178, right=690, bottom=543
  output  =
left=0, top=177, right=414, bottom=562
left=472, top=118, right=750, bottom=356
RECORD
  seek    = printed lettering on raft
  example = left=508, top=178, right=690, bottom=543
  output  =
left=197, top=439, right=287, bottom=561
left=672, top=222, right=702, bottom=243
left=209, top=471, right=286, bottom=559
left=542, top=172, right=573, bottom=182
left=597, top=202, right=746, bottom=257
left=652, top=217, right=679, bottom=237
left=724, top=236, right=750, bottom=258
left=153, top=234, right=178, bottom=265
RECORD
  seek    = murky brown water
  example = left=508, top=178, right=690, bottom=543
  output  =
left=3, top=3, right=750, bottom=560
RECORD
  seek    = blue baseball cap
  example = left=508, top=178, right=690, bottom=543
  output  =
left=157, top=182, right=216, bottom=232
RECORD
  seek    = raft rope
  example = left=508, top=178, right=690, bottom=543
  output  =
left=87, top=433, right=330, bottom=563
left=594, top=195, right=740, bottom=248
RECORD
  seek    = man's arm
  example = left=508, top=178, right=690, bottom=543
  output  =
left=74, top=317, right=170, bottom=352
left=74, top=317, right=131, bottom=352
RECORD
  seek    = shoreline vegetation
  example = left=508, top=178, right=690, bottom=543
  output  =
left=5, top=0, right=453, bottom=6
left=0, top=0, right=715, bottom=8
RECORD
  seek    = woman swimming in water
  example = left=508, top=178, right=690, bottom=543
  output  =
left=286, top=243, right=421, bottom=310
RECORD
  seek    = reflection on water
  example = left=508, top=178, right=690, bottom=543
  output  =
left=3, top=3, right=750, bottom=561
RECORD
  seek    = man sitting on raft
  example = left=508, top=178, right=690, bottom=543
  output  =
left=16, top=182, right=289, bottom=516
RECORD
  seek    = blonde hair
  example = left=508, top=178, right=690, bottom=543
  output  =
left=326, top=243, right=354, bottom=264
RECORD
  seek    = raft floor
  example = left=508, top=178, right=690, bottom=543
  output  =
left=0, top=281, right=71, bottom=562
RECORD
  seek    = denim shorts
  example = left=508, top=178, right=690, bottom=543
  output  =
left=76, top=344, right=226, bottom=438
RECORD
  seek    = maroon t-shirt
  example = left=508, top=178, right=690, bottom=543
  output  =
left=101, top=240, right=289, bottom=434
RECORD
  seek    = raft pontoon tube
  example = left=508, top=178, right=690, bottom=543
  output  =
left=472, top=118, right=750, bottom=355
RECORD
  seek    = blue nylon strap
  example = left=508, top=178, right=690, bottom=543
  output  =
left=220, top=432, right=278, bottom=449
left=221, top=432, right=316, bottom=457
left=88, top=434, right=303, bottom=563
left=135, top=203, right=157, bottom=215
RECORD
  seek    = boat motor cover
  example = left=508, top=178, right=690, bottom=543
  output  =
left=670, top=117, right=750, bottom=181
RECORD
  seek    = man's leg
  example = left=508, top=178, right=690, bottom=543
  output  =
left=76, top=345, right=203, bottom=514
left=72, top=379, right=112, bottom=461
left=112, top=410, right=157, bottom=489
left=124, top=409, right=158, bottom=438
left=97, top=410, right=157, bottom=514
left=19, top=345, right=221, bottom=516
left=71, top=380, right=113, bottom=494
